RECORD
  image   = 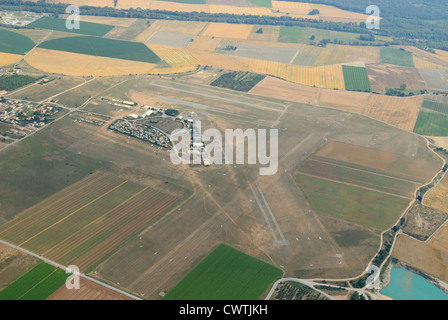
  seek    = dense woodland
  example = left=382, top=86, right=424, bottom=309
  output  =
left=0, top=0, right=447, bottom=50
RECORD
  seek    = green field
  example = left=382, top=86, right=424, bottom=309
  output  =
left=380, top=47, right=415, bottom=67
left=421, top=99, right=448, bottom=115
left=163, top=244, right=282, bottom=300
left=413, top=109, right=448, bottom=136
left=0, top=29, right=35, bottom=55
left=278, top=26, right=373, bottom=45
left=0, top=75, right=43, bottom=92
left=210, top=71, right=266, bottom=92
left=342, top=65, right=372, bottom=92
left=296, top=174, right=411, bottom=231
left=245, top=0, right=272, bottom=7
left=38, top=36, right=161, bottom=63
left=0, top=262, right=67, bottom=300
left=28, top=17, right=114, bottom=37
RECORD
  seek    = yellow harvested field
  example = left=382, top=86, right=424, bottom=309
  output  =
left=150, top=65, right=197, bottom=75
left=134, top=20, right=207, bottom=42
left=235, top=56, right=345, bottom=89
left=424, top=174, right=448, bottom=213
left=78, top=15, right=137, bottom=27
left=0, top=52, right=23, bottom=67
left=248, top=25, right=280, bottom=42
left=319, top=89, right=370, bottom=112
left=250, top=76, right=320, bottom=105
left=312, top=4, right=368, bottom=23
left=272, top=1, right=311, bottom=11
left=25, top=48, right=157, bottom=76
left=393, top=224, right=448, bottom=283
left=434, top=49, right=448, bottom=63
left=148, top=45, right=199, bottom=68
left=413, top=56, right=448, bottom=70
left=345, top=46, right=380, bottom=64
left=151, top=1, right=209, bottom=12
left=220, top=38, right=301, bottom=49
left=116, top=0, right=151, bottom=9
left=188, top=36, right=222, bottom=51
left=364, top=94, right=423, bottom=131
left=209, top=5, right=273, bottom=16
left=200, top=22, right=254, bottom=40
left=404, top=46, right=448, bottom=68
left=313, top=44, right=348, bottom=66
left=47, top=0, right=114, bottom=7
left=300, top=44, right=324, bottom=56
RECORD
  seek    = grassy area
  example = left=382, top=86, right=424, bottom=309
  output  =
left=413, top=109, right=448, bottom=136
left=296, top=174, right=411, bottom=231
left=342, top=66, right=372, bottom=92
left=163, top=244, right=282, bottom=300
left=38, top=36, right=161, bottom=63
left=210, top=71, right=265, bottom=92
left=0, top=262, right=67, bottom=300
left=380, top=47, right=414, bottom=67
left=0, top=29, right=35, bottom=55
left=28, top=17, right=114, bottom=37
left=421, top=99, right=448, bottom=115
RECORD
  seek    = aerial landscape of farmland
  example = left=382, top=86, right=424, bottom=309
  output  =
left=0, top=0, right=448, bottom=306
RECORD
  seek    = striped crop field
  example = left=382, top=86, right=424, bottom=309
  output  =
left=380, top=47, right=415, bottom=67
left=0, top=171, right=189, bottom=271
left=0, top=262, right=68, bottom=300
left=342, top=65, right=372, bottom=92
left=235, top=56, right=345, bottom=89
left=163, top=244, right=282, bottom=300
left=28, top=17, right=114, bottom=37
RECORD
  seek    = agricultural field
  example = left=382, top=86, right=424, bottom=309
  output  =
left=0, top=74, right=43, bottom=92
left=425, top=172, right=448, bottom=214
left=248, top=25, right=280, bottom=42
left=210, top=71, right=265, bottom=92
left=271, top=282, right=327, bottom=300
left=38, top=36, right=161, bottom=64
left=366, top=63, right=427, bottom=94
left=235, top=56, right=345, bottom=89
left=0, top=262, right=68, bottom=300
left=418, top=69, right=448, bottom=91
left=402, top=202, right=447, bottom=241
left=413, top=108, right=448, bottom=137
left=216, top=42, right=299, bottom=64
left=380, top=47, right=415, bottom=68
left=392, top=222, right=448, bottom=283
left=134, top=20, right=207, bottom=43
left=296, top=141, right=434, bottom=231
left=48, top=278, right=130, bottom=300
left=163, top=244, right=282, bottom=300
left=0, top=244, right=38, bottom=292
left=200, top=22, right=253, bottom=39
left=187, top=36, right=222, bottom=51
left=104, top=19, right=150, bottom=41
left=147, top=32, right=194, bottom=48
left=0, top=171, right=188, bottom=271
left=342, top=65, right=372, bottom=92
left=0, top=29, right=35, bottom=55
left=0, top=52, right=23, bottom=67
left=28, top=17, right=115, bottom=37
left=25, top=49, right=157, bottom=77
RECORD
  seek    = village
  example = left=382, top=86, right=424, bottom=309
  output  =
left=0, top=98, right=61, bottom=137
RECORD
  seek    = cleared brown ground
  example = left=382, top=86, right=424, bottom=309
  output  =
left=393, top=223, right=448, bottom=282
left=200, top=22, right=254, bottom=40
left=366, top=63, right=428, bottom=93
left=315, top=141, right=434, bottom=181
left=25, top=48, right=157, bottom=76
left=403, top=202, right=447, bottom=241
left=425, top=173, right=448, bottom=213
left=188, top=36, right=222, bottom=51
left=318, top=88, right=370, bottom=112
left=250, top=76, right=421, bottom=131
left=249, top=76, right=320, bottom=105
left=0, top=52, right=22, bottom=67
left=430, top=137, right=448, bottom=150
left=47, top=278, right=131, bottom=300
left=0, top=243, right=38, bottom=291
left=364, top=94, right=423, bottom=132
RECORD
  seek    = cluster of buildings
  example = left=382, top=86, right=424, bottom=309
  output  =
left=109, top=119, right=172, bottom=149
left=0, top=99, right=61, bottom=128
left=0, top=11, right=42, bottom=26
left=70, top=114, right=105, bottom=126
left=101, top=97, right=137, bottom=109
left=185, top=118, right=210, bottom=167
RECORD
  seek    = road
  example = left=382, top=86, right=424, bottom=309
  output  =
left=0, top=239, right=142, bottom=300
